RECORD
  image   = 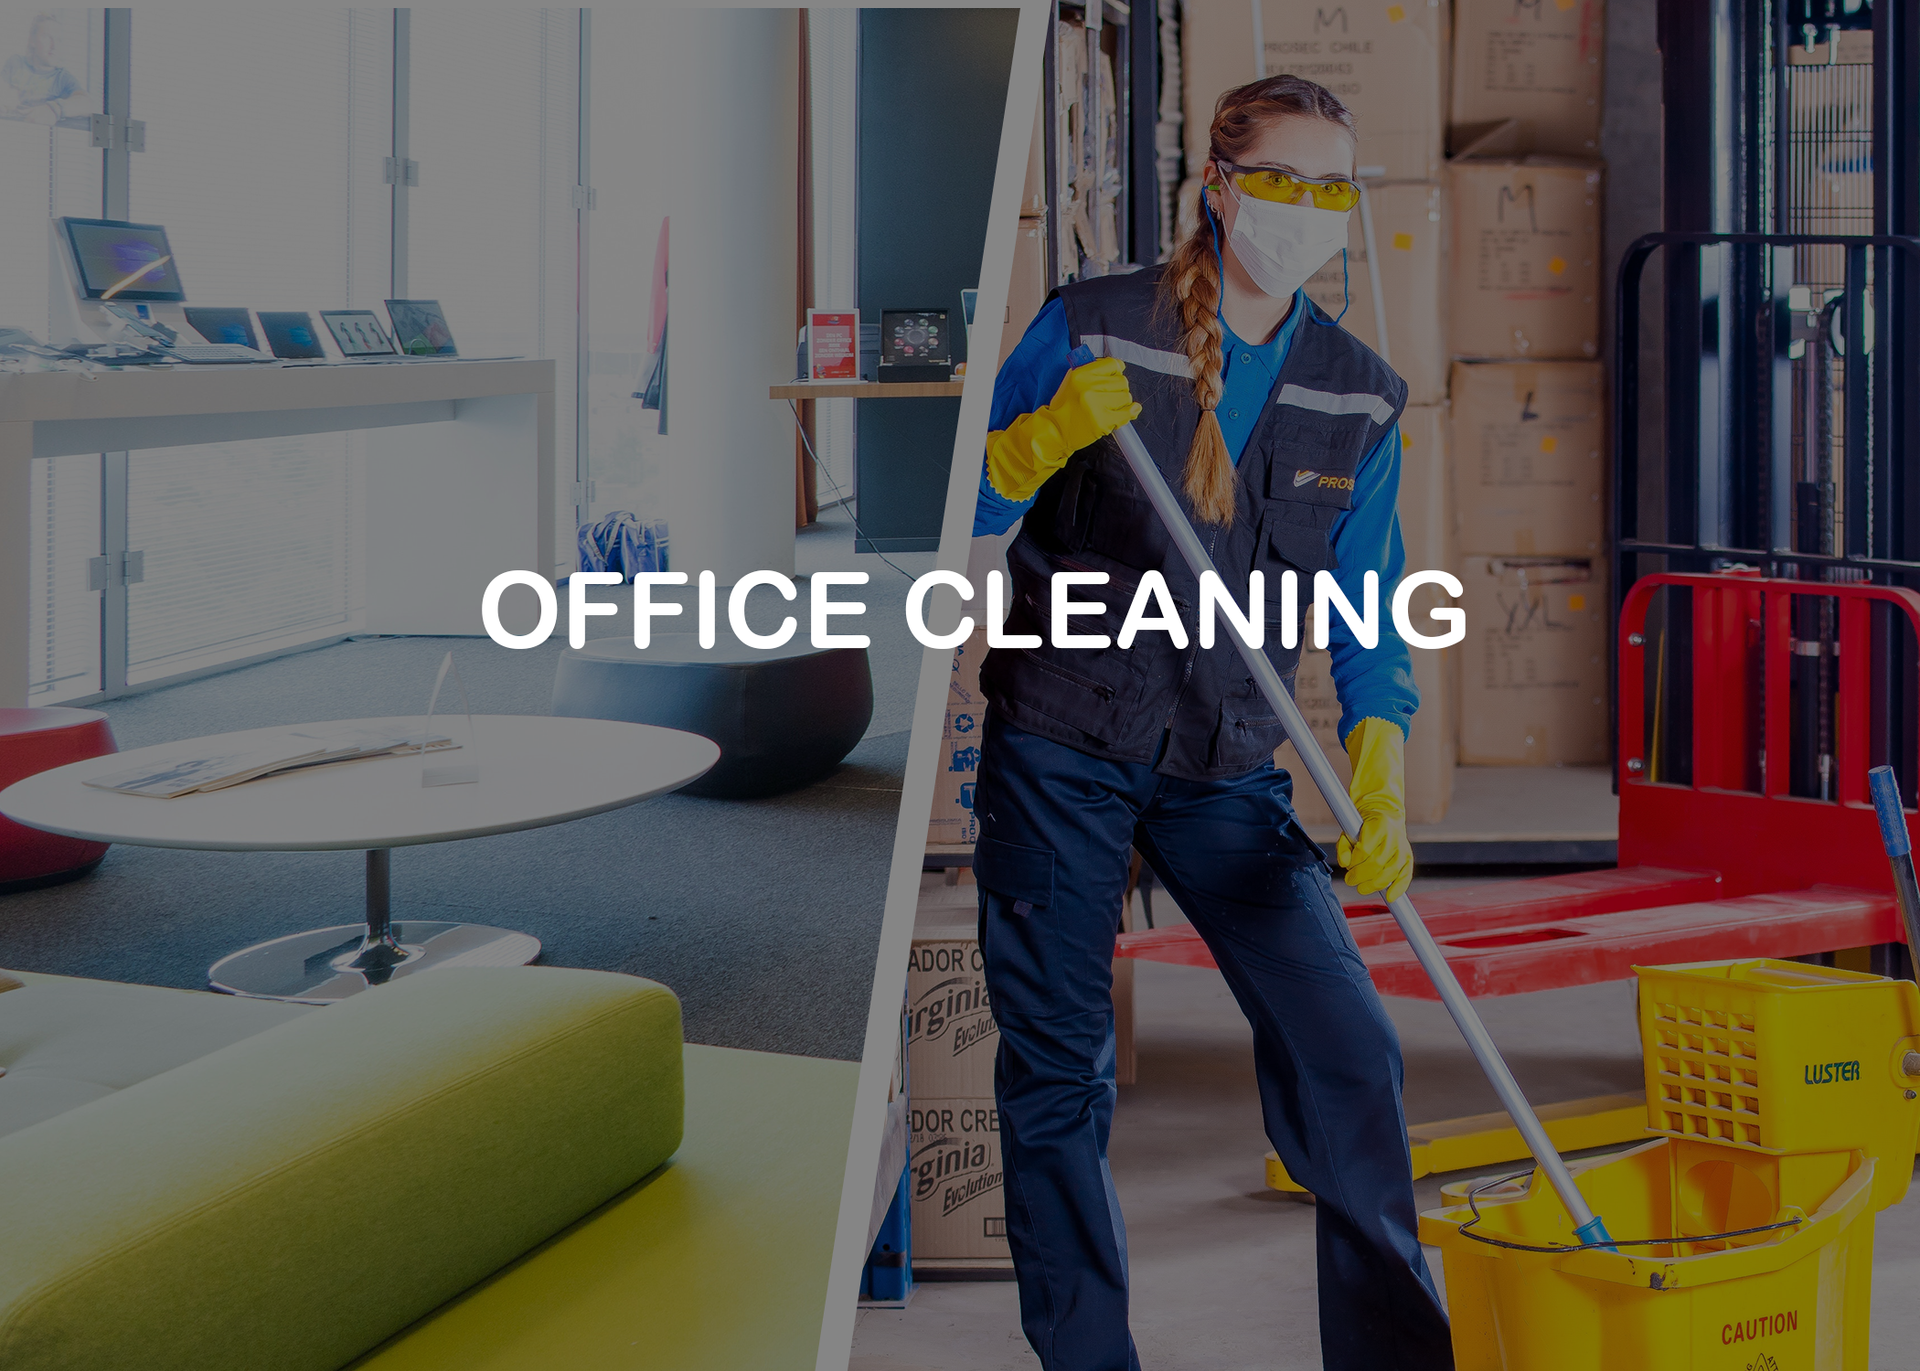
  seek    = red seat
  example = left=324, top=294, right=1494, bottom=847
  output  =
left=0, top=707, right=117, bottom=891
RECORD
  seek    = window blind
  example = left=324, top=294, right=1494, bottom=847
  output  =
left=120, top=11, right=390, bottom=684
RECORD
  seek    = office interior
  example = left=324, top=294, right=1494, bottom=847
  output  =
left=0, top=9, right=1015, bottom=1371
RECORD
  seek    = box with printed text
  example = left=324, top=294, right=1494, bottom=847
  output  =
left=1455, top=554, right=1608, bottom=765
left=1448, top=157, right=1602, bottom=360
left=1450, top=0, right=1606, bottom=158
left=1450, top=360, right=1605, bottom=556
left=909, top=1096, right=1008, bottom=1262
left=907, top=935, right=998, bottom=1099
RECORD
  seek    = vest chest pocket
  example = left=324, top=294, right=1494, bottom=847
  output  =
left=1256, top=416, right=1369, bottom=573
left=1264, top=417, right=1367, bottom=508
left=1259, top=503, right=1340, bottom=572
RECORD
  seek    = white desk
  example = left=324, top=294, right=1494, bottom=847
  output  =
left=0, top=360, right=556, bottom=706
left=0, top=714, right=719, bottom=1002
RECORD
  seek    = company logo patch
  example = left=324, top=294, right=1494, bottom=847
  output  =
left=1317, top=475, right=1355, bottom=491
left=1293, top=469, right=1319, bottom=487
left=1805, top=1060, right=1861, bottom=1084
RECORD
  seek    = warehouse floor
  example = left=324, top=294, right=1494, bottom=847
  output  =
left=852, top=873, right=1920, bottom=1370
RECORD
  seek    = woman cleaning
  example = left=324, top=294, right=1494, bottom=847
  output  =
left=970, top=75, right=1453, bottom=1371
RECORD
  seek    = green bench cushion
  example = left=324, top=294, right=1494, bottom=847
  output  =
left=353, top=1044, right=860, bottom=1371
left=0, top=972, right=308, bottom=1140
left=0, top=967, right=683, bottom=1371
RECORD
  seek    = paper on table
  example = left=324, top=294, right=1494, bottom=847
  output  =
left=81, top=727, right=455, bottom=798
left=84, top=738, right=335, bottom=798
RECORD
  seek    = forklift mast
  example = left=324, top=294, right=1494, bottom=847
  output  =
left=1617, top=0, right=1920, bottom=801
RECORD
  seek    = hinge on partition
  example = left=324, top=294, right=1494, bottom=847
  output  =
left=89, top=114, right=145, bottom=152
left=572, top=481, right=596, bottom=509
left=87, top=550, right=145, bottom=592
left=383, top=157, right=420, bottom=187
left=571, top=185, right=597, bottom=211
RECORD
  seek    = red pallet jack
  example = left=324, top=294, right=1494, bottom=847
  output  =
left=1116, top=570, right=1920, bottom=1188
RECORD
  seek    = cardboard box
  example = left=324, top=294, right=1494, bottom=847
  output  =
left=907, top=935, right=997, bottom=1098
left=1182, top=0, right=1447, bottom=183
left=1305, top=182, right=1447, bottom=405
left=1449, top=0, right=1605, bottom=158
left=928, top=630, right=989, bottom=847
left=1448, top=158, right=1602, bottom=360
left=1276, top=608, right=1455, bottom=829
left=909, top=1097, right=1008, bottom=1261
left=1455, top=555, right=1607, bottom=765
left=1450, top=360, right=1604, bottom=555
left=1398, top=402, right=1452, bottom=577
left=1002, top=217, right=1049, bottom=368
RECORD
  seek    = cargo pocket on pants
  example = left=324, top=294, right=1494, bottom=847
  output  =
left=973, top=836, right=1065, bottom=1017
left=974, top=836, right=1056, bottom=914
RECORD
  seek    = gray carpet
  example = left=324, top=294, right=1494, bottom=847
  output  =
left=0, top=506, right=933, bottom=1061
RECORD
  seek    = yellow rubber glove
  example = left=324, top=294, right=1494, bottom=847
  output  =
left=984, top=356, right=1141, bottom=502
left=1336, top=716, right=1413, bottom=902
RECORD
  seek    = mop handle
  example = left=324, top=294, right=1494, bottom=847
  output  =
left=1109, top=421, right=1609, bottom=1242
left=1867, top=766, right=1920, bottom=978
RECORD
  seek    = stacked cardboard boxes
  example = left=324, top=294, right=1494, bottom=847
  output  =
left=905, top=925, right=1008, bottom=1265
left=916, top=657, right=1007, bottom=1267
left=1443, top=4, right=1608, bottom=767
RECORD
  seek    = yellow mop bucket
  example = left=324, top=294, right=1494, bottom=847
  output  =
left=1420, top=1137, right=1876, bottom=1370
left=1421, top=958, right=1920, bottom=1369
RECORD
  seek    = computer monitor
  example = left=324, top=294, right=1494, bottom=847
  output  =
left=59, top=218, right=186, bottom=303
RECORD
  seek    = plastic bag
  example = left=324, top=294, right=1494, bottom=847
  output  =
left=577, top=512, right=671, bottom=576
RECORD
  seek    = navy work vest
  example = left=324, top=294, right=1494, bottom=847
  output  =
left=981, top=265, right=1406, bottom=780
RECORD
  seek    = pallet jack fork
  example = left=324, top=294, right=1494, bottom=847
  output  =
left=1116, top=573, right=1920, bottom=1190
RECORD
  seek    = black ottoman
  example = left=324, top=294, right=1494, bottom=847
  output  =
left=551, top=632, right=874, bottom=798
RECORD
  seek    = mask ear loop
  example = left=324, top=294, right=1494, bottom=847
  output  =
left=1310, top=247, right=1350, bottom=328
left=1204, top=194, right=1228, bottom=318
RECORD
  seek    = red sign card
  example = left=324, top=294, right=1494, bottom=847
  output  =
left=808, top=310, right=859, bottom=381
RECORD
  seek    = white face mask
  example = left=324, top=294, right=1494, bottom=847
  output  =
left=1218, top=180, right=1351, bottom=302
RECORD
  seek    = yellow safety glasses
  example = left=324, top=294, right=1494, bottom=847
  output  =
left=1215, top=160, right=1360, bottom=212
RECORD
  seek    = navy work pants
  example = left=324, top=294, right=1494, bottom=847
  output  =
left=973, top=715, right=1454, bottom=1371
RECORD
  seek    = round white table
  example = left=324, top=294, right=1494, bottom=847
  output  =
left=0, top=715, right=718, bottom=1003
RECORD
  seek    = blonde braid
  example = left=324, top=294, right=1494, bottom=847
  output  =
left=1167, top=228, right=1236, bottom=527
